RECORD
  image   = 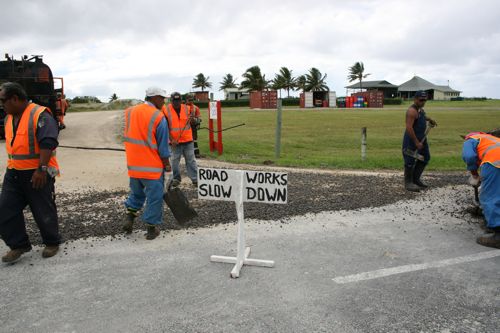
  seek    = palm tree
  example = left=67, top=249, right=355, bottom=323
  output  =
left=219, top=73, right=237, bottom=91
left=240, top=65, right=270, bottom=91
left=272, top=67, right=296, bottom=98
left=109, top=93, right=118, bottom=102
left=305, top=68, right=329, bottom=91
left=347, top=61, right=371, bottom=91
left=295, top=75, right=307, bottom=92
left=192, top=73, right=212, bottom=92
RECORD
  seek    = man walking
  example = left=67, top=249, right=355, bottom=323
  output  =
left=0, top=82, right=61, bottom=262
left=185, top=94, right=201, bottom=158
left=462, top=131, right=500, bottom=248
left=162, top=92, right=198, bottom=187
left=123, top=87, right=171, bottom=240
left=55, top=92, right=69, bottom=130
left=402, top=91, right=437, bottom=192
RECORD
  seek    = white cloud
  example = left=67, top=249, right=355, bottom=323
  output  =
left=2, top=0, right=500, bottom=100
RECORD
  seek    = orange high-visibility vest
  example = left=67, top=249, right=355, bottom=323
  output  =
left=187, top=103, right=200, bottom=118
left=469, top=134, right=500, bottom=168
left=163, top=104, right=193, bottom=144
left=124, top=103, right=164, bottom=179
left=5, top=103, right=59, bottom=173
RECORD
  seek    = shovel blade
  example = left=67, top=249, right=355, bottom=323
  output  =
left=403, top=148, right=424, bottom=161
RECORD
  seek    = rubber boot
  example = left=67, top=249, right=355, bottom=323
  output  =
left=413, top=161, right=428, bottom=188
left=404, top=166, right=420, bottom=192
left=146, top=225, right=160, bottom=240
left=122, top=209, right=137, bottom=234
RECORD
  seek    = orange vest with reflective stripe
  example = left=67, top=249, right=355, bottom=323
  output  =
left=469, top=134, right=500, bottom=168
left=5, top=103, right=59, bottom=173
left=163, top=104, right=193, bottom=144
left=124, top=103, right=164, bottom=179
left=187, top=103, right=200, bottom=118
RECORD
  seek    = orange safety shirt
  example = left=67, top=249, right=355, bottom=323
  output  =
left=469, top=133, right=500, bottom=168
left=5, top=103, right=59, bottom=173
left=162, top=103, right=193, bottom=144
left=124, top=103, right=164, bottom=179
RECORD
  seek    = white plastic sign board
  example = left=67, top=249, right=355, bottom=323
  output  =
left=209, top=101, right=218, bottom=120
left=198, top=167, right=287, bottom=278
left=244, top=170, right=287, bottom=204
left=198, top=168, right=287, bottom=204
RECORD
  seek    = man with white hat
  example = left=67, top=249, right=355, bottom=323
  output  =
left=122, top=87, right=171, bottom=240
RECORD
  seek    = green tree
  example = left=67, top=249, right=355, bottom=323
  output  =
left=192, top=73, right=212, bottom=92
left=240, top=65, right=270, bottom=91
left=219, top=73, right=237, bottom=91
left=109, top=93, right=118, bottom=102
left=305, top=68, right=329, bottom=91
left=295, top=75, right=307, bottom=92
left=347, top=61, right=371, bottom=90
left=272, top=67, right=296, bottom=98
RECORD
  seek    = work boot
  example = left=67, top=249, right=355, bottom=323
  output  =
left=404, top=166, right=420, bottom=192
left=42, top=245, right=59, bottom=258
left=122, top=210, right=137, bottom=234
left=2, top=246, right=32, bottom=263
left=413, top=161, right=428, bottom=188
left=146, top=225, right=160, bottom=240
left=476, top=231, right=500, bottom=249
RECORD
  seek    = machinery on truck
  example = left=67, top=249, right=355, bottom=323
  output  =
left=0, top=54, right=65, bottom=139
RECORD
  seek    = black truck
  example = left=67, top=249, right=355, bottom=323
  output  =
left=0, top=54, right=63, bottom=139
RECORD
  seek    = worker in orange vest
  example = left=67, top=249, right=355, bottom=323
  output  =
left=162, top=92, right=198, bottom=187
left=463, top=131, right=500, bottom=248
left=0, top=82, right=61, bottom=263
left=186, top=94, right=201, bottom=158
left=55, top=93, right=69, bottom=130
left=123, top=87, right=171, bottom=240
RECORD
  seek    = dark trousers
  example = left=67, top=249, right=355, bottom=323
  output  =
left=0, top=169, right=61, bottom=249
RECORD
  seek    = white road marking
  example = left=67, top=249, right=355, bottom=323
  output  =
left=332, top=250, right=500, bottom=284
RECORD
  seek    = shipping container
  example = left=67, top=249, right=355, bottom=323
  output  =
left=328, top=91, right=337, bottom=107
left=249, top=90, right=278, bottom=109
left=352, top=91, right=384, bottom=108
left=193, top=91, right=209, bottom=102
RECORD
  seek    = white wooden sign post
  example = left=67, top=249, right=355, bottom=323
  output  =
left=198, top=168, right=288, bottom=278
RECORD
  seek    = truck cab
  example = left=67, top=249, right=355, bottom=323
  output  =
left=0, top=54, right=61, bottom=139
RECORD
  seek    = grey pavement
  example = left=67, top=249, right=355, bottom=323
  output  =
left=1, top=185, right=499, bottom=333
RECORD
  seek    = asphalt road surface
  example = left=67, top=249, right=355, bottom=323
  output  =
left=0, top=110, right=498, bottom=333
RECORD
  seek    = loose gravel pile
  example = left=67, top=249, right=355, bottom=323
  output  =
left=13, top=170, right=477, bottom=245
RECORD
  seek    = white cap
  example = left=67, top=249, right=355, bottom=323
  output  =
left=145, top=87, right=167, bottom=97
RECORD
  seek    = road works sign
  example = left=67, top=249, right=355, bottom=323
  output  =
left=198, top=167, right=288, bottom=278
left=198, top=168, right=288, bottom=204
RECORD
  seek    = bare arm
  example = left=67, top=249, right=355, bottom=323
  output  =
left=425, top=115, right=437, bottom=127
left=31, top=149, right=52, bottom=189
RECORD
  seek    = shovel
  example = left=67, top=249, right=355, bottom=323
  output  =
left=403, top=123, right=435, bottom=161
left=163, top=179, right=198, bottom=224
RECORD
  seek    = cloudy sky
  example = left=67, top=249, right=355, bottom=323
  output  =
left=3, top=0, right=500, bottom=100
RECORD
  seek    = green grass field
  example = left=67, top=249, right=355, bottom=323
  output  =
left=195, top=100, right=500, bottom=171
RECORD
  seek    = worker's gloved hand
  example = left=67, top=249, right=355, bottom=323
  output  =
left=428, top=118, right=437, bottom=127
left=468, top=174, right=480, bottom=187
